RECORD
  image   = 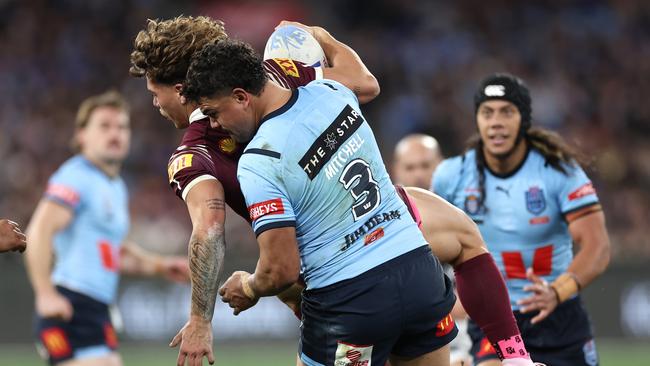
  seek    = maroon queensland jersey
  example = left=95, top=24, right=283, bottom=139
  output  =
left=167, top=58, right=321, bottom=222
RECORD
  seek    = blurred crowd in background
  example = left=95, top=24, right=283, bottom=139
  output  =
left=0, top=0, right=648, bottom=264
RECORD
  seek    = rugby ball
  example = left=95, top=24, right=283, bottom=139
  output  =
left=263, top=25, right=328, bottom=67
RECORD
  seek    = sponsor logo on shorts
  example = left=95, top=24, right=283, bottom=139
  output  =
left=273, top=58, right=300, bottom=78
left=525, top=186, right=546, bottom=214
left=583, top=339, right=598, bottom=366
left=342, top=210, right=401, bottom=251
left=167, top=154, right=194, bottom=183
left=568, top=182, right=596, bottom=201
left=41, top=327, right=71, bottom=359
left=334, top=341, right=372, bottom=366
left=248, top=198, right=285, bottom=221
left=299, top=105, right=365, bottom=180
left=104, top=323, right=118, bottom=349
left=435, top=313, right=455, bottom=337
left=218, top=137, right=237, bottom=154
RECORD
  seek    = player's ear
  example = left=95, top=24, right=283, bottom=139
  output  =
left=73, top=128, right=86, bottom=152
left=232, top=88, right=248, bottom=105
left=174, top=83, right=184, bottom=96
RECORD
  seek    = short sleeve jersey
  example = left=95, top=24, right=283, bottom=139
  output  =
left=432, top=148, right=599, bottom=309
left=238, top=80, right=427, bottom=290
left=167, top=58, right=322, bottom=222
left=45, top=155, right=130, bottom=304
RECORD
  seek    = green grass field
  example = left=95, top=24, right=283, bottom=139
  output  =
left=0, top=339, right=647, bottom=366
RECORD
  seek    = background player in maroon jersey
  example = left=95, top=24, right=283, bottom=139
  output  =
left=129, top=16, right=380, bottom=366
left=0, top=218, right=26, bottom=253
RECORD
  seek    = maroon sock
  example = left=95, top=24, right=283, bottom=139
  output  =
left=454, top=253, right=521, bottom=346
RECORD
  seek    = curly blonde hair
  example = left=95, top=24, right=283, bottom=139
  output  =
left=129, top=16, right=228, bottom=84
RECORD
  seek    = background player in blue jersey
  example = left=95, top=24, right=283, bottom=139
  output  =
left=433, top=73, right=611, bottom=366
left=0, top=218, right=26, bottom=253
left=182, top=40, right=458, bottom=366
left=24, top=91, right=189, bottom=366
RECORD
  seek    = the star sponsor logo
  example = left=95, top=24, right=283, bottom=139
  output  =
left=324, top=132, right=338, bottom=150
left=299, top=105, right=365, bottom=180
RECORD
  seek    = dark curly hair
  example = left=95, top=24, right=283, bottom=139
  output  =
left=182, top=39, right=268, bottom=102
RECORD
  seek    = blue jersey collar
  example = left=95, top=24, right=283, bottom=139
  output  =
left=259, top=88, right=299, bottom=125
left=485, top=145, right=531, bottom=179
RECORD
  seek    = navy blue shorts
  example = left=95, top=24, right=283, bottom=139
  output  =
left=34, top=286, right=118, bottom=365
left=299, top=246, right=458, bottom=366
left=469, top=296, right=598, bottom=366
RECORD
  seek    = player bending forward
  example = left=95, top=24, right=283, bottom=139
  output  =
left=183, top=39, right=543, bottom=366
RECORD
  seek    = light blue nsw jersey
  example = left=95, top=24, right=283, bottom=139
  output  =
left=238, top=80, right=427, bottom=290
left=45, top=155, right=129, bottom=304
left=433, top=149, right=599, bottom=309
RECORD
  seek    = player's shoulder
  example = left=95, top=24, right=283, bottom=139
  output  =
left=304, top=79, right=350, bottom=96
left=432, top=151, right=474, bottom=196
left=52, top=155, right=95, bottom=181
left=250, top=89, right=305, bottom=153
left=528, top=148, right=585, bottom=179
left=436, top=151, right=474, bottom=179
left=263, top=58, right=319, bottom=89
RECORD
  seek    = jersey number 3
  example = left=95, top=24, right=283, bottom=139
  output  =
left=339, top=159, right=381, bottom=221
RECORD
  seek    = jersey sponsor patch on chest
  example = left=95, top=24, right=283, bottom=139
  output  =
left=248, top=198, right=285, bottom=221
left=167, top=154, right=194, bottom=182
left=299, top=105, right=365, bottom=180
left=525, top=186, right=546, bottom=214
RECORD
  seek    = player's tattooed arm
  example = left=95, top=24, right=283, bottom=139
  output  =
left=189, top=223, right=225, bottom=320
left=183, top=179, right=228, bottom=321
left=205, top=198, right=225, bottom=210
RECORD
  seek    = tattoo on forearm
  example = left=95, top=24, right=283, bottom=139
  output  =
left=206, top=198, right=225, bottom=210
left=189, top=226, right=226, bottom=321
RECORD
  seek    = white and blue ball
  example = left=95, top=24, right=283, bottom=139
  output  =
left=263, top=25, right=328, bottom=67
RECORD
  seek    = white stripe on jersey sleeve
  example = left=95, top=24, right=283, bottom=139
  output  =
left=314, top=67, right=323, bottom=80
left=182, top=174, right=219, bottom=201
